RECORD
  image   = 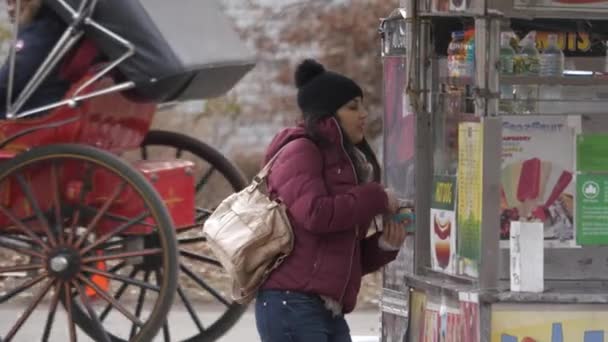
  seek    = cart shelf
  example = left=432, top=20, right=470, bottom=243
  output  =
left=418, top=6, right=608, bottom=21
left=501, top=75, right=608, bottom=86
left=404, top=271, right=608, bottom=304
left=402, top=272, right=486, bottom=296
left=442, top=76, right=608, bottom=87
left=419, top=11, right=479, bottom=18
left=482, top=283, right=608, bottom=304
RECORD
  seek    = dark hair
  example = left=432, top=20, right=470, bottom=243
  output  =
left=304, top=114, right=381, bottom=183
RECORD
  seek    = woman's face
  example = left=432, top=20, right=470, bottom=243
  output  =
left=6, top=0, right=19, bottom=22
left=336, top=97, right=367, bottom=144
left=6, top=0, right=40, bottom=25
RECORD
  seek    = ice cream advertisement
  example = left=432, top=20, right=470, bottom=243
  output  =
left=515, top=0, right=608, bottom=11
left=457, top=122, right=483, bottom=278
left=500, top=116, right=576, bottom=247
left=491, top=303, right=608, bottom=342
left=430, top=176, right=457, bottom=274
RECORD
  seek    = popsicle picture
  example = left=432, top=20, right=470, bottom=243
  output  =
left=537, top=161, right=552, bottom=204
left=500, top=157, right=574, bottom=238
left=501, top=161, right=523, bottom=209
left=517, top=158, right=542, bottom=203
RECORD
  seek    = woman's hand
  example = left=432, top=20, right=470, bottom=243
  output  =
left=385, top=188, right=399, bottom=214
left=379, top=219, right=408, bottom=250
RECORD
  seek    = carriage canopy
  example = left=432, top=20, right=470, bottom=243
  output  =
left=45, top=0, right=256, bottom=102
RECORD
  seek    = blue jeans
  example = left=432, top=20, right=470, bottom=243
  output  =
left=255, top=290, right=352, bottom=342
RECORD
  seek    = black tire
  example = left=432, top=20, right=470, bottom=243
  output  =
left=139, top=130, right=248, bottom=342
left=0, top=144, right=178, bottom=342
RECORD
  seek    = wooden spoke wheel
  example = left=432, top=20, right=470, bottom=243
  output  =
left=0, top=144, right=178, bottom=342
left=128, top=130, right=249, bottom=342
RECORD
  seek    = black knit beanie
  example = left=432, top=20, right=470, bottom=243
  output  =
left=295, top=59, right=363, bottom=118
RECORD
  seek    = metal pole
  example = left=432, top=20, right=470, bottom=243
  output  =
left=474, top=17, right=488, bottom=118
left=6, top=0, right=21, bottom=114
left=414, top=18, right=433, bottom=275
left=487, top=16, right=501, bottom=117
left=477, top=15, right=501, bottom=292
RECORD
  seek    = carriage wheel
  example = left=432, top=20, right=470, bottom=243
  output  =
left=0, top=144, right=178, bottom=342
left=105, top=130, right=247, bottom=342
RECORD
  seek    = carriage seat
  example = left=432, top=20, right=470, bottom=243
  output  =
left=0, top=38, right=156, bottom=155
left=60, top=38, right=101, bottom=83
left=0, top=37, right=99, bottom=122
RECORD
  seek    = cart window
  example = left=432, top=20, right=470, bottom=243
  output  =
left=383, top=56, right=415, bottom=200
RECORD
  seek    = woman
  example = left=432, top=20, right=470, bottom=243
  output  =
left=255, top=59, right=408, bottom=342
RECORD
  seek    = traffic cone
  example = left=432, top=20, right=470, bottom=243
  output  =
left=86, top=251, right=109, bottom=300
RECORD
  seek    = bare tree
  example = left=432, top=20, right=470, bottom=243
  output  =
left=244, top=0, right=395, bottom=137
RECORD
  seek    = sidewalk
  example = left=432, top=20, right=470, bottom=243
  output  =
left=0, top=304, right=381, bottom=341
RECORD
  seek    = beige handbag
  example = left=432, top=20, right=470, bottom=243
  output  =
left=202, top=144, right=295, bottom=304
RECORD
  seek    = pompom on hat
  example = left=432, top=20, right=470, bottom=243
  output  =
left=295, top=59, right=363, bottom=118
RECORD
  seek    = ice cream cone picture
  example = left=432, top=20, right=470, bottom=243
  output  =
left=433, top=214, right=452, bottom=269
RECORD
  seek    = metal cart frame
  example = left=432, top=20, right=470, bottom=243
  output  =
left=379, top=0, right=608, bottom=340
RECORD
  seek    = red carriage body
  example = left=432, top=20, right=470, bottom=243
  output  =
left=0, top=55, right=195, bottom=234
left=0, top=34, right=201, bottom=233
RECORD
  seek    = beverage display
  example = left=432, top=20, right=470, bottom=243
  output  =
left=444, top=28, right=572, bottom=116
left=444, top=28, right=574, bottom=115
left=539, top=33, right=565, bottom=113
left=515, top=32, right=540, bottom=113
left=447, top=31, right=467, bottom=78
left=465, top=28, right=475, bottom=78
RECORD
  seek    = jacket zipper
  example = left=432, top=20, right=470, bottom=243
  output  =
left=333, top=117, right=359, bottom=305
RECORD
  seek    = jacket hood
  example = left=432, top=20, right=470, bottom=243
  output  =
left=264, top=117, right=343, bottom=164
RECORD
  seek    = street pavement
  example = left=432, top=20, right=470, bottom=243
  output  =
left=0, top=303, right=381, bottom=341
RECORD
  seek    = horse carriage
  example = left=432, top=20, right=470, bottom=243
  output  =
left=0, top=0, right=256, bottom=341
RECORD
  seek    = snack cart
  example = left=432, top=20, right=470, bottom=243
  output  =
left=379, top=0, right=608, bottom=341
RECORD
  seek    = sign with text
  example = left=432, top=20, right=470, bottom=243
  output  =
left=576, top=174, right=608, bottom=245
left=501, top=116, right=576, bottom=247
left=431, top=176, right=457, bottom=274
left=457, top=122, right=483, bottom=278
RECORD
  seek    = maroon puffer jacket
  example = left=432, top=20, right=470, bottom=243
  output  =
left=261, top=117, right=399, bottom=313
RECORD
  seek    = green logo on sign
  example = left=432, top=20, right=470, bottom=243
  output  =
left=582, top=181, right=600, bottom=200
